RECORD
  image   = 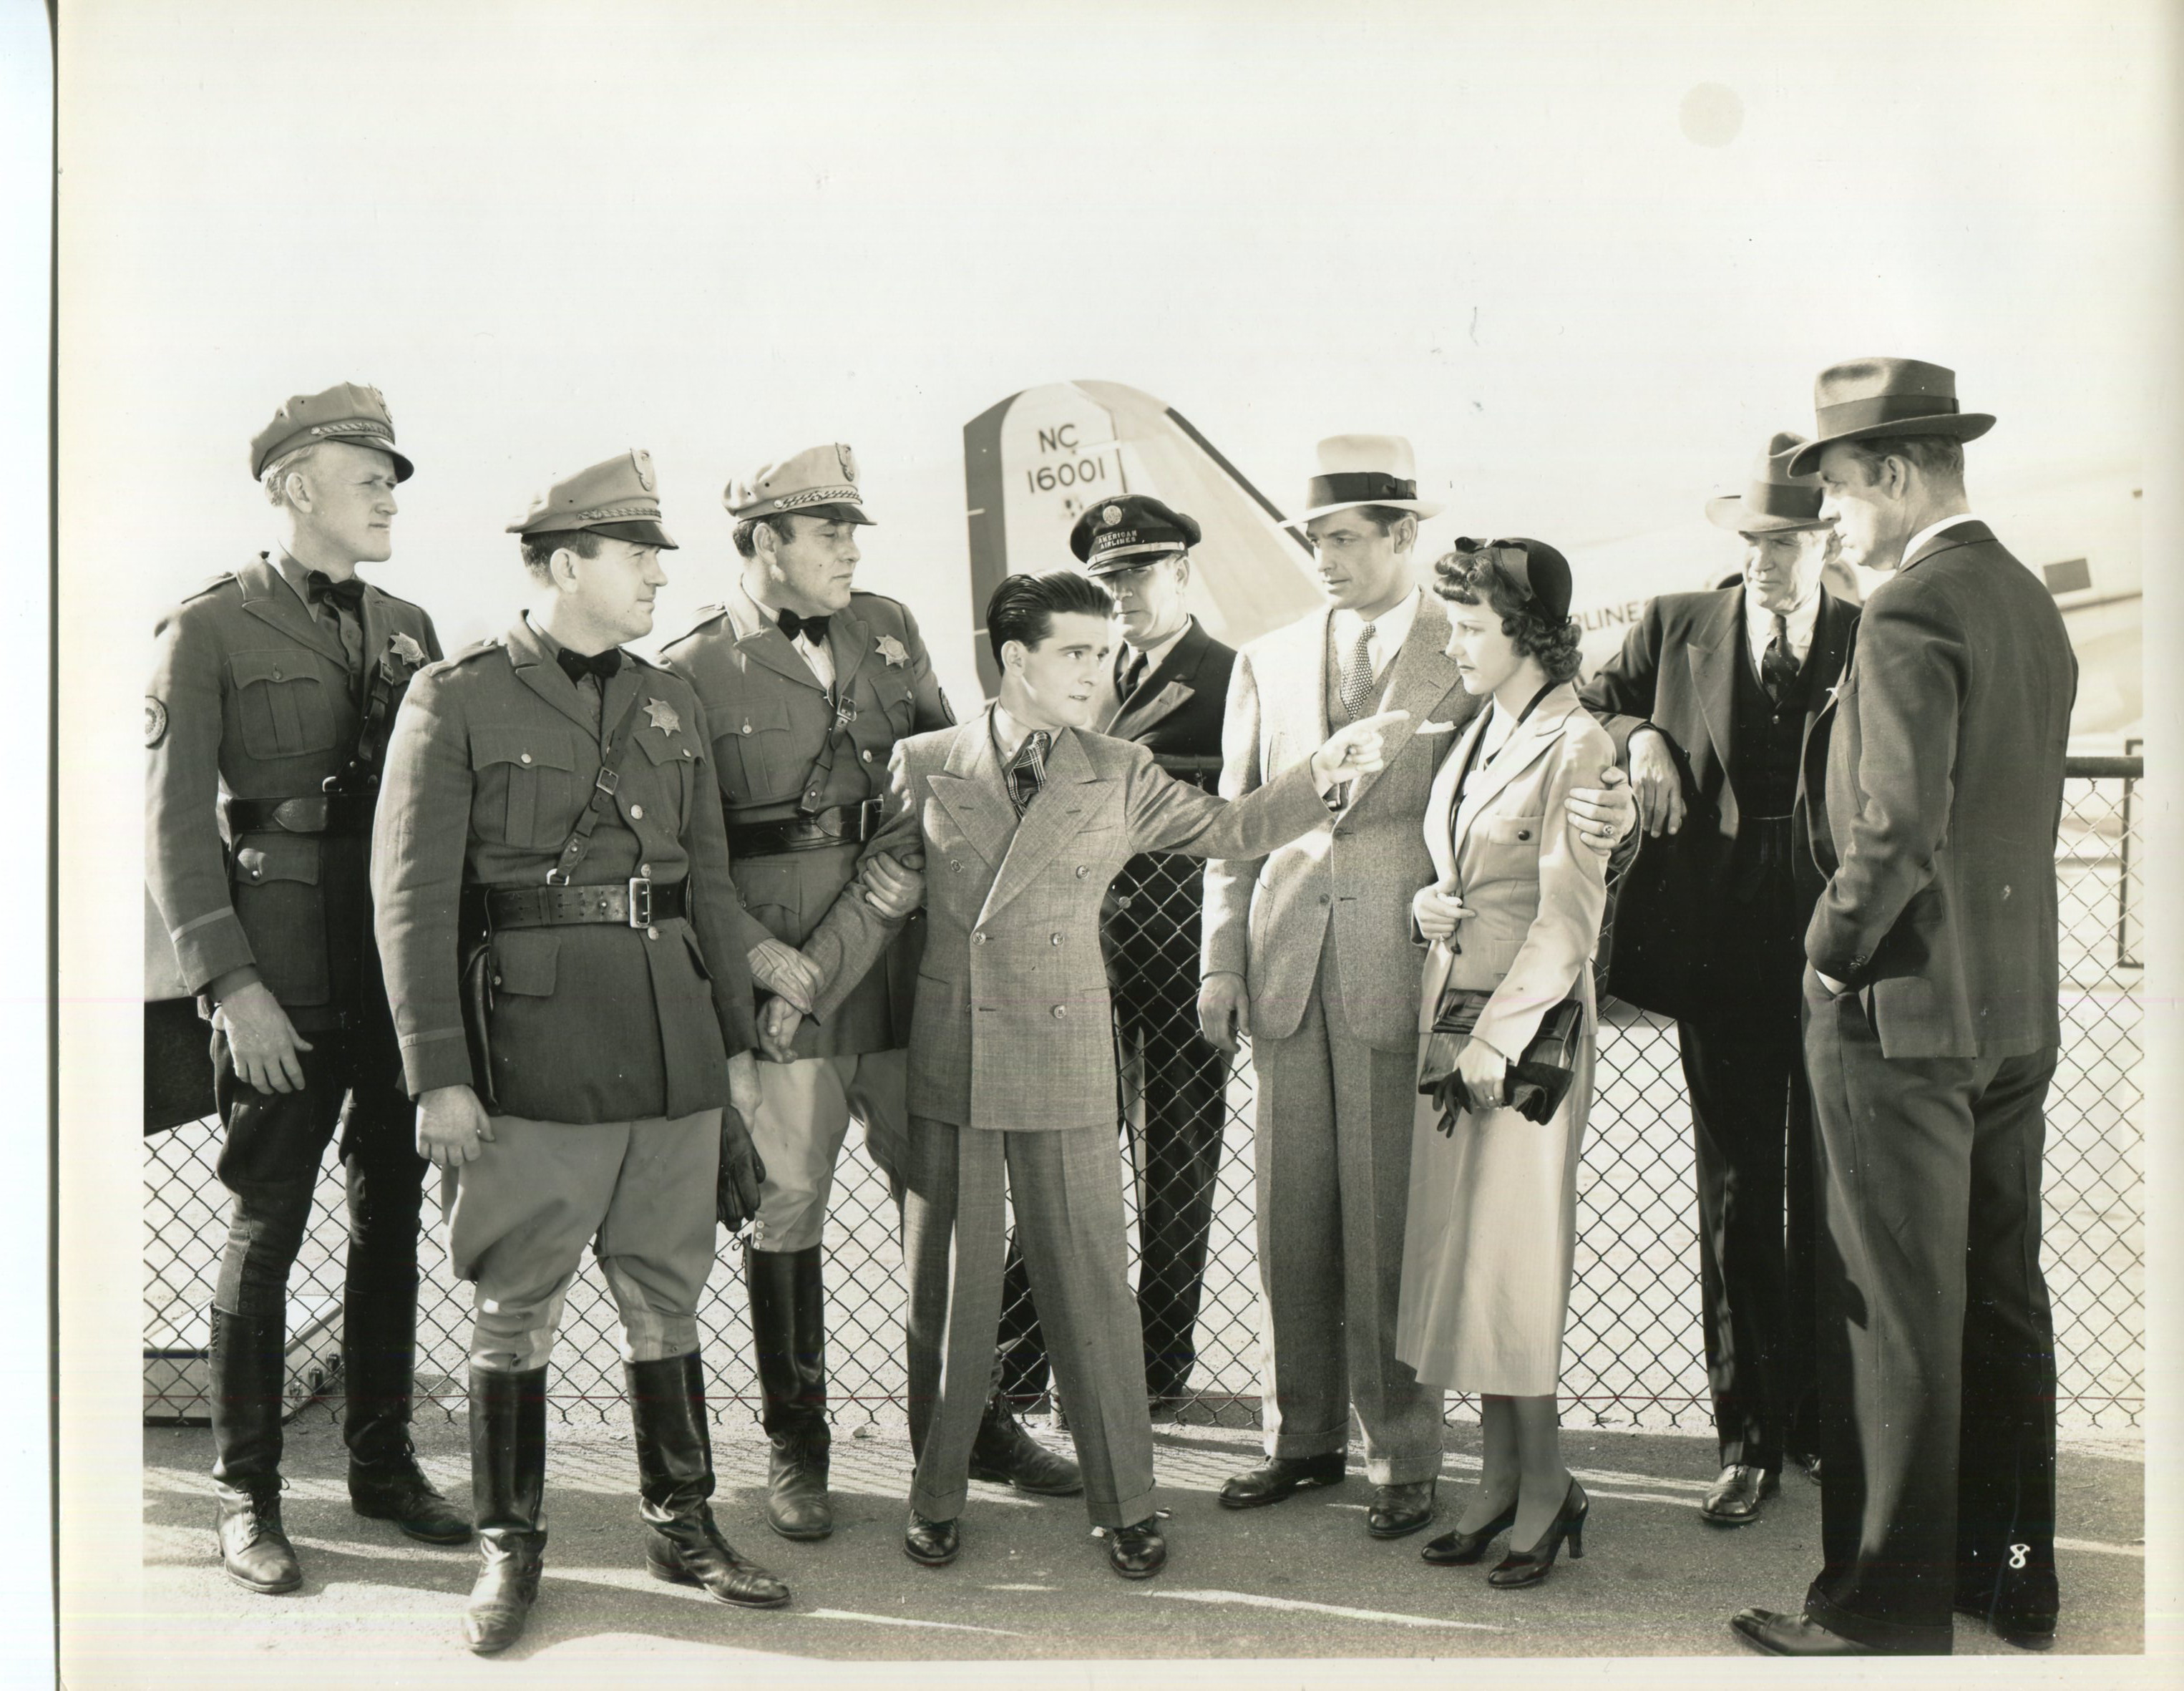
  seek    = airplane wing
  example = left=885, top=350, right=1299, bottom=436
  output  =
left=962, top=381, right=1322, bottom=692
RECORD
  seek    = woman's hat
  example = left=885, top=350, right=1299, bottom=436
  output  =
left=1705, top=431, right=1830, bottom=532
left=1446, top=535, right=1572, bottom=625
left=1282, top=434, right=1443, bottom=527
left=1781, top=358, right=1994, bottom=477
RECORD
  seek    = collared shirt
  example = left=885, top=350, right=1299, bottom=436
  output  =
left=524, top=612, right=609, bottom=736
left=270, top=548, right=365, bottom=675
left=739, top=580, right=836, bottom=692
left=1901, top=512, right=1981, bottom=570
left=1743, top=583, right=1822, bottom=680
left=1096, top=615, right=1194, bottom=728
left=1329, top=586, right=1423, bottom=691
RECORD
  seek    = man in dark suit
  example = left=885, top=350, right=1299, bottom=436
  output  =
left=146, top=384, right=467, bottom=1595
left=1581, top=433, right=1858, bottom=1526
left=1732, top=360, right=2077, bottom=1658
left=995, top=497, right=1239, bottom=1410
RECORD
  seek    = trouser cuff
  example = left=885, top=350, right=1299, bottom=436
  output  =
left=1805, top=1583, right=1955, bottom=1655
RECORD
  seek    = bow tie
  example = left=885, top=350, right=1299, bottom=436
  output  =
left=776, top=608, right=832, bottom=645
left=555, top=645, right=623, bottom=686
left=305, top=570, right=368, bottom=613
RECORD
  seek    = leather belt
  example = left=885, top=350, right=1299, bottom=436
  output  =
left=726, top=800, right=883, bottom=859
left=482, top=878, right=689, bottom=931
left=223, top=792, right=378, bottom=836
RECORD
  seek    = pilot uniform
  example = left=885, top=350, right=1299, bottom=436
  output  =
left=659, top=443, right=1075, bottom=1541
left=145, top=384, right=465, bottom=1592
left=372, top=452, right=785, bottom=1652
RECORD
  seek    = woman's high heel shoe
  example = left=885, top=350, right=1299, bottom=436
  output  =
left=1420, top=1498, right=1518, bottom=1566
left=1486, top=1478, right=1588, bottom=1589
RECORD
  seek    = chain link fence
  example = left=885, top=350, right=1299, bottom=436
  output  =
left=144, top=759, right=2144, bottom=1436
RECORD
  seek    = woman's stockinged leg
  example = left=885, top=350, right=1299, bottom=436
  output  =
left=1511, top=1394, right=1572, bottom=1544
left=1454, top=1395, right=1521, bottom=1531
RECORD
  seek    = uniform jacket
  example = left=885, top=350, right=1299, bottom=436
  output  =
left=659, top=586, right=952, bottom=1057
left=1798, top=521, right=2075, bottom=1060
left=1417, top=685, right=1614, bottom=1063
left=1096, top=618, right=1237, bottom=1001
left=145, top=551, right=441, bottom=1028
left=371, top=615, right=757, bottom=1123
left=1579, top=584, right=1858, bottom=1020
left=1201, top=593, right=1480, bottom=1053
left=808, top=711, right=1330, bottom=1131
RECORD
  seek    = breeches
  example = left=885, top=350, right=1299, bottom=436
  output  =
left=747, top=1048, right=909, bottom=1252
left=447, top=1108, right=721, bottom=1373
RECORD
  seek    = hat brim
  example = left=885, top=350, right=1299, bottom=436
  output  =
left=254, top=437, right=414, bottom=483
left=1783, top=412, right=1994, bottom=477
left=1282, top=497, right=1442, bottom=530
left=1084, top=542, right=1190, bottom=575
left=516, top=519, right=678, bottom=550
left=735, top=500, right=874, bottom=527
left=1704, top=495, right=1831, bottom=534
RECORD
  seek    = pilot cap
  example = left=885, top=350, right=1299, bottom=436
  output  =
left=506, top=449, right=677, bottom=549
left=251, top=382, right=412, bottom=482
left=724, top=442, right=874, bottom=525
left=1070, top=494, right=1202, bottom=575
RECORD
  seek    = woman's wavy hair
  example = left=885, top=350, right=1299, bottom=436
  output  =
left=1431, top=542, right=1583, bottom=683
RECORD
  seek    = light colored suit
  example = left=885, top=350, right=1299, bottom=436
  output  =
left=1397, top=685, right=1612, bottom=1395
left=1201, top=590, right=1477, bottom=1484
left=818, top=708, right=1328, bottom=1526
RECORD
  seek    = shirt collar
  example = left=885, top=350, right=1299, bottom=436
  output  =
left=1124, top=615, right=1194, bottom=673
left=1332, top=585, right=1423, bottom=652
left=269, top=548, right=326, bottom=610
left=1745, top=583, right=1822, bottom=652
left=1901, top=513, right=1980, bottom=569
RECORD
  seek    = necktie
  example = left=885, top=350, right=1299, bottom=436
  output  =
left=555, top=645, right=623, bottom=686
left=1761, top=612, right=1798, bottom=702
left=1118, top=648, right=1149, bottom=705
left=1006, top=731, right=1051, bottom=814
left=1339, top=622, right=1377, bottom=719
left=304, top=570, right=367, bottom=674
left=776, top=608, right=832, bottom=645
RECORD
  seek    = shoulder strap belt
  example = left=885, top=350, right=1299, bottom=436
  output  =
left=545, top=689, right=649, bottom=886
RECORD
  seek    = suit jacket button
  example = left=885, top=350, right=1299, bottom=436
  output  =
left=1076, top=865, right=1090, bottom=878
left=742, top=722, right=754, bottom=734
left=1517, top=829, right=1531, bottom=840
left=1049, top=933, right=1062, bottom=945
left=951, top=860, right=964, bottom=873
left=640, top=863, right=652, bottom=877
left=1318, top=893, right=1330, bottom=906
left=862, top=749, right=874, bottom=762
left=647, top=926, right=658, bottom=940
left=1052, top=1005, right=1068, bottom=1019
left=630, top=803, right=644, bottom=819
left=270, top=668, right=282, bottom=681
left=520, top=752, right=533, bottom=764
left=973, top=931, right=989, bottom=944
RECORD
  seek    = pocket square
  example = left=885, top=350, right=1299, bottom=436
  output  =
left=1416, top=720, right=1457, bottom=736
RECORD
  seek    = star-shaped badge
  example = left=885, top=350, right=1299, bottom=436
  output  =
left=390, top=631, right=427, bottom=666
left=875, top=634, right=909, bottom=667
left=643, top=697, right=681, bottom=735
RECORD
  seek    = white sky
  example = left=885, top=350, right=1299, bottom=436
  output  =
left=63, top=0, right=2170, bottom=701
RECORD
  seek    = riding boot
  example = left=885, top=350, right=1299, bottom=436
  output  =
left=628, top=1352, right=791, bottom=1608
left=748, top=1246, right=832, bottom=1540
left=208, top=1306, right=302, bottom=1594
left=343, top=1272, right=469, bottom=1543
left=462, top=1365, right=547, bottom=1656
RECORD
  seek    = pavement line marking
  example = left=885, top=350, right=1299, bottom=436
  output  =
left=805, top=1608, right=1027, bottom=1638
left=2057, top=1536, right=2145, bottom=1559
left=983, top=1582, right=1058, bottom=1591
left=1143, top=1589, right=1503, bottom=1632
left=284, top=1534, right=470, bottom=1562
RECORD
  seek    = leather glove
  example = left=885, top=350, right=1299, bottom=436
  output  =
left=717, top=1106, right=768, bottom=1232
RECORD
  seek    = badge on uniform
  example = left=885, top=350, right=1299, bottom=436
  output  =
left=380, top=630, right=429, bottom=683
left=643, top=698, right=681, bottom=735
left=145, top=696, right=168, bottom=747
left=874, top=634, right=909, bottom=667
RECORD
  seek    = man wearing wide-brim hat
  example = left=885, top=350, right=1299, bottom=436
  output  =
left=1581, top=430, right=1859, bottom=1530
left=1199, top=435, right=1635, bottom=1541
left=373, top=450, right=784, bottom=1653
left=146, top=384, right=466, bottom=1596
left=1728, top=361, right=2077, bottom=1658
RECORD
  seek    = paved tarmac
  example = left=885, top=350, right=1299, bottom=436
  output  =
left=114, top=1405, right=2144, bottom=1683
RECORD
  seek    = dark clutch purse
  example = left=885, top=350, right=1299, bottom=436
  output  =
left=1416, top=984, right=1584, bottom=1126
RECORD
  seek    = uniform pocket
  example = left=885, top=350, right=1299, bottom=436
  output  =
left=488, top=929, right=558, bottom=995
left=230, top=650, right=337, bottom=759
left=230, top=832, right=329, bottom=1004
left=471, top=728, right=580, bottom=849
left=716, top=695, right=794, bottom=805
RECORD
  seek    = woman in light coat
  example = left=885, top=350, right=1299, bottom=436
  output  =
left=1396, top=538, right=1613, bottom=1590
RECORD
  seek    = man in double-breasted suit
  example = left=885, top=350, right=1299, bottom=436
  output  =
left=145, top=384, right=466, bottom=1594
left=373, top=451, right=784, bottom=1654
left=1200, top=436, right=1637, bottom=1540
left=1731, top=361, right=2077, bottom=1658
left=803, top=570, right=1411, bottom=1580
left=994, top=495, right=1239, bottom=1410
left=660, top=444, right=1077, bottom=1543
left=1581, top=433, right=1859, bottom=1526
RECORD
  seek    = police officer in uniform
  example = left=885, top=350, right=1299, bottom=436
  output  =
left=146, top=384, right=468, bottom=1595
left=659, top=444, right=1079, bottom=1543
left=371, top=452, right=782, bottom=1655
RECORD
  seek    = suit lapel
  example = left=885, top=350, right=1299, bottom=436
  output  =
left=1898, top=518, right=1994, bottom=577
left=1347, top=594, right=1463, bottom=812
left=1685, top=588, right=1741, bottom=779
left=729, top=583, right=832, bottom=694
left=238, top=552, right=349, bottom=669
left=355, top=580, right=392, bottom=707
left=978, top=728, right=1111, bottom=925
left=1803, top=588, right=1857, bottom=739
left=928, top=716, right=1015, bottom=868
left=504, top=617, right=606, bottom=738
left=1109, top=621, right=1207, bottom=741
left=827, top=601, right=872, bottom=703
left=1451, top=688, right=1578, bottom=867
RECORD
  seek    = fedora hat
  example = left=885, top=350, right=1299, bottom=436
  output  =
left=1282, top=434, right=1443, bottom=528
left=1706, top=431, right=1830, bottom=532
left=1782, top=358, right=1994, bottom=477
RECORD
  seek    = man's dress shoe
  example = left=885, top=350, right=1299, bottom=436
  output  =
left=1791, top=1451, right=1823, bottom=1484
left=1957, top=1585, right=2057, bottom=1652
left=1700, top=1464, right=1778, bottom=1525
left=1730, top=1608, right=1876, bottom=1656
left=350, top=1452, right=473, bottom=1545
left=903, top=1513, right=960, bottom=1567
left=1365, top=1479, right=1437, bottom=1539
left=1217, top=1453, right=1347, bottom=1509
left=1107, top=1519, right=1166, bottom=1579
left=967, top=1401, right=1084, bottom=1496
